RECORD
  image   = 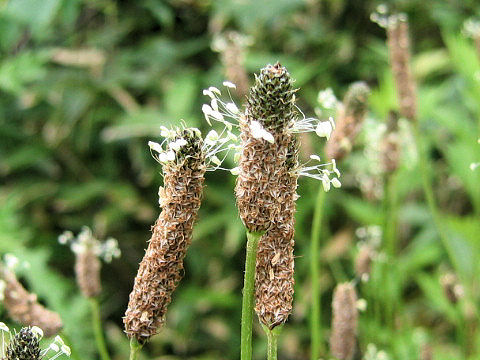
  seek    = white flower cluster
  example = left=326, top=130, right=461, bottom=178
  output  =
left=356, top=225, right=383, bottom=249
left=370, top=4, right=407, bottom=29
left=463, top=18, right=480, bottom=39
left=363, top=344, right=390, bottom=360
left=295, top=156, right=341, bottom=191
left=200, top=81, right=341, bottom=189
left=0, top=323, right=70, bottom=359
left=58, top=226, right=120, bottom=263
left=470, top=138, right=480, bottom=171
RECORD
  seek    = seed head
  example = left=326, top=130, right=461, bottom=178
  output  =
left=247, top=63, right=297, bottom=131
left=326, top=82, right=370, bottom=161
left=380, top=111, right=401, bottom=174
left=4, top=327, right=41, bottom=360
left=124, top=128, right=206, bottom=344
left=235, top=63, right=298, bottom=233
left=255, top=134, right=299, bottom=329
left=387, top=15, right=417, bottom=121
left=0, top=266, right=63, bottom=337
left=330, top=282, right=358, bottom=360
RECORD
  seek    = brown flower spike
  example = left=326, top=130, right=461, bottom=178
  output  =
left=234, top=63, right=299, bottom=328
left=0, top=265, right=63, bottom=337
left=75, top=250, right=102, bottom=298
left=380, top=110, right=401, bottom=175
left=387, top=15, right=417, bottom=121
left=124, top=128, right=206, bottom=344
left=330, top=282, right=358, bottom=360
left=235, top=63, right=297, bottom=234
left=326, top=82, right=370, bottom=161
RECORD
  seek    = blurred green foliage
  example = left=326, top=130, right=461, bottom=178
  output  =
left=1, top=0, right=480, bottom=359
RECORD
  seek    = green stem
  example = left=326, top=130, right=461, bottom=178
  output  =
left=412, top=125, right=457, bottom=270
left=262, top=324, right=282, bottom=360
left=241, top=231, right=263, bottom=360
left=310, top=188, right=326, bottom=360
left=89, top=298, right=111, bottom=360
left=129, top=338, right=143, bottom=360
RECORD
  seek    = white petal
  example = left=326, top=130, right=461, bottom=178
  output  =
left=230, top=167, right=240, bottom=175
left=166, top=150, right=175, bottom=161
left=148, top=141, right=163, bottom=153
left=223, top=81, right=236, bottom=89
left=202, top=104, right=213, bottom=116
left=211, top=98, right=219, bottom=112
left=211, top=111, right=224, bottom=121
left=209, top=86, right=221, bottom=95
left=262, top=130, right=275, bottom=144
left=203, top=89, right=215, bottom=99
left=211, top=155, right=221, bottom=166
left=322, top=178, right=331, bottom=192
left=225, top=102, right=239, bottom=114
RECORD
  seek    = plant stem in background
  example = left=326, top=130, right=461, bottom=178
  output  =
left=90, top=298, right=111, bottom=360
left=241, top=231, right=263, bottom=360
left=129, top=338, right=143, bottom=360
left=263, top=324, right=282, bottom=360
left=310, top=188, right=326, bottom=359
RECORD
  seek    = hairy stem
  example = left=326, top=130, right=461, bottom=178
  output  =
left=89, top=298, right=111, bottom=360
left=129, top=338, right=143, bottom=360
left=310, top=188, right=326, bottom=360
left=263, top=324, right=282, bottom=360
left=241, top=231, right=263, bottom=360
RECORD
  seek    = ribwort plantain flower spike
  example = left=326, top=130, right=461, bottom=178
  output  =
left=124, top=127, right=206, bottom=344
left=0, top=324, right=70, bottom=360
left=326, top=82, right=370, bottom=161
left=330, top=282, right=358, bottom=360
left=59, top=227, right=120, bottom=298
left=0, top=257, right=63, bottom=337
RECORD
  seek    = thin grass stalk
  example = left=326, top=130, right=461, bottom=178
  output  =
left=310, top=187, right=326, bottom=360
left=129, top=338, right=143, bottom=360
left=241, top=231, right=263, bottom=360
left=89, top=298, right=111, bottom=360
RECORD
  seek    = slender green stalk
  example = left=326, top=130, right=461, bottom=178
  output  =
left=262, top=324, right=282, bottom=360
left=412, top=125, right=457, bottom=269
left=241, top=231, right=263, bottom=360
left=310, top=187, right=326, bottom=360
left=89, top=298, right=111, bottom=360
left=129, top=338, right=143, bottom=360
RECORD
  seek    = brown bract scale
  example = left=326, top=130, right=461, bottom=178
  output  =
left=75, top=250, right=102, bottom=298
left=387, top=18, right=417, bottom=121
left=4, top=327, right=41, bottom=360
left=124, top=129, right=206, bottom=344
left=255, top=135, right=299, bottom=329
left=326, top=82, right=370, bottom=161
left=1, top=267, right=63, bottom=337
left=330, top=283, right=358, bottom=360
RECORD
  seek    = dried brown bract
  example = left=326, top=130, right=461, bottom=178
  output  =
left=75, top=250, right=102, bottom=298
left=124, top=128, right=206, bottom=344
left=330, top=282, right=358, bottom=360
left=326, top=82, right=370, bottom=161
left=255, top=136, right=299, bottom=329
left=387, top=15, right=417, bottom=121
left=380, top=111, right=401, bottom=175
left=0, top=266, right=63, bottom=337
